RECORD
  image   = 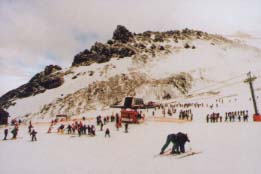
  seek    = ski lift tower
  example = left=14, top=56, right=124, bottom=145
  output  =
left=244, top=71, right=261, bottom=121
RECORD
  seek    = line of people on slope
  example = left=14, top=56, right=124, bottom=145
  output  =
left=2, top=121, right=37, bottom=141
left=179, top=109, right=193, bottom=120
left=206, top=110, right=249, bottom=123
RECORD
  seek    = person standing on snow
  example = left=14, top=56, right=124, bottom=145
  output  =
left=67, top=124, right=72, bottom=134
left=3, top=127, right=8, bottom=140
left=28, top=123, right=33, bottom=134
left=124, top=123, right=128, bottom=133
left=100, top=122, right=104, bottom=131
left=11, top=127, right=18, bottom=139
left=105, top=128, right=110, bottom=138
left=31, top=129, right=37, bottom=141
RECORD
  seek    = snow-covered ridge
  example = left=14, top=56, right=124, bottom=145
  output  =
left=1, top=26, right=261, bottom=120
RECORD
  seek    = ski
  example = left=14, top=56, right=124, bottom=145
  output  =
left=155, top=149, right=202, bottom=158
left=175, top=151, right=202, bottom=159
left=153, top=149, right=172, bottom=158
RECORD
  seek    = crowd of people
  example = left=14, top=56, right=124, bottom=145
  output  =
left=44, top=112, right=131, bottom=139
left=0, top=96, right=254, bottom=142
left=2, top=120, right=20, bottom=140
left=206, top=110, right=249, bottom=123
left=179, top=109, right=193, bottom=120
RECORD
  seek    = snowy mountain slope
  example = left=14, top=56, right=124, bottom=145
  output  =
left=2, top=26, right=261, bottom=120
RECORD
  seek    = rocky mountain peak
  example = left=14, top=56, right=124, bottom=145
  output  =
left=112, top=25, right=134, bottom=43
left=44, top=65, right=62, bottom=75
left=0, top=65, right=64, bottom=109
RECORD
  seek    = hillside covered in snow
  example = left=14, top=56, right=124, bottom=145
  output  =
left=1, top=25, right=261, bottom=120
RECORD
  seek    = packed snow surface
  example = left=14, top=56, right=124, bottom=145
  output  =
left=1, top=105, right=261, bottom=174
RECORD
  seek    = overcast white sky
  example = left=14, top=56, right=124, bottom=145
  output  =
left=0, top=0, right=261, bottom=96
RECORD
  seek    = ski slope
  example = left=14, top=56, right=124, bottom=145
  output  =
left=0, top=113, right=260, bottom=174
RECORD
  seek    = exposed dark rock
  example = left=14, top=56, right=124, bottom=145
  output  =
left=163, top=93, right=171, bottom=100
left=150, top=44, right=156, bottom=50
left=72, top=26, right=222, bottom=67
left=44, top=65, right=62, bottom=75
left=159, top=45, right=165, bottom=50
left=112, top=25, right=133, bottom=43
left=154, top=35, right=164, bottom=42
left=88, top=71, right=94, bottom=76
left=135, top=43, right=146, bottom=49
left=0, top=65, right=64, bottom=109
left=142, top=31, right=152, bottom=38
left=40, top=76, right=64, bottom=89
left=107, top=40, right=114, bottom=45
left=184, top=43, right=190, bottom=49
left=0, top=108, right=9, bottom=125
left=72, top=50, right=110, bottom=66
left=72, top=42, right=136, bottom=66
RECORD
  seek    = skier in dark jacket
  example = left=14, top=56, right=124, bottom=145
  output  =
left=105, top=128, right=110, bottom=138
left=11, top=127, right=18, bottom=139
left=176, top=132, right=190, bottom=153
left=100, top=122, right=104, bottom=131
left=160, top=134, right=178, bottom=154
left=67, top=124, right=72, bottom=134
left=31, top=129, right=37, bottom=141
left=28, top=124, right=33, bottom=134
left=160, top=132, right=190, bottom=154
left=3, top=128, right=8, bottom=140
left=124, top=123, right=128, bottom=133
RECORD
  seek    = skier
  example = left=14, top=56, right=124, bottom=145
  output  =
left=160, top=133, right=178, bottom=154
left=176, top=132, right=190, bottom=153
left=105, top=128, right=110, bottom=138
left=103, top=117, right=107, bottom=125
left=219, top=116, right=222, bottom=122
left=31, top=129, right=37, bottom=141
left=47, top=124, right=53, bottom=133
left=67, top=124, right=72, bottom=134
left=87, top=125, right=91, bottom=135
left=90, top=125, right=96, bottom=136
left=100, top=122, right=104, bottom=131
left=58, top=124, right=65, bottom=134
left=124, top=123, right=128, bottom=133
left=83, top=124, right=87, bottom=135
left=11, top=127, right=18, bottom=139
left=160, top=132, right=190, bottom=155
left=206, top=114, right=209, bottom=123
left=3, top=128, right=8, bottom=140
left=28, top=124, right=33, bottom=134
left=78, top=126, right=82, bottom=137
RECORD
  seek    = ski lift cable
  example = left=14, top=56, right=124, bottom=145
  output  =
left=189, top=73, right=261, bottom=96
left=167, top=73, right=260, bottom=104
left=179, top=76, right=261, bottom=103
left=189, top=73, right=246, bottom=94
left=175, top=80, right=244, bottom=103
